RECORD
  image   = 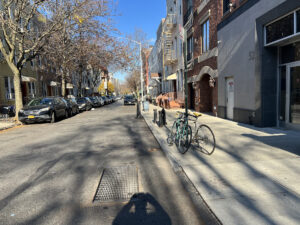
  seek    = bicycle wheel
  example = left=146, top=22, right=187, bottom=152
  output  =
left=177, top=124, right=192, bottom=154
left=195, top=124, right=216, bottom=155
left=167, top=121, right=177, bottom=145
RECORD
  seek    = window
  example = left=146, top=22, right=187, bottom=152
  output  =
left=202, top=19, right=210, bottom=53
left=175, top=37, right=177, bottom=57
left=180, top=39, right=182, bottom=56
left=279, top=67, right=286, bottom=121
left=29, top=82, right=36, bottom=97
left=280, top=41, right=300, bottom=64
left=187, top=35, right=193, bottom=61
left=42, top=82, right=47, bottom=97
left=266, top=13, right=294, bottom=44
left=4, top=77, right=15, bottom=100
left=297, top=10, right=300, bottom=33
left=223, top=0, right=230, bottom=14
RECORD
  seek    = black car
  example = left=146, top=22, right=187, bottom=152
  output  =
left=65, top=98, right=79, bottom=117
left=18, top=97, right=68, bottom=124
left=77, top=97, right=93, bottom=111
left=106, top=95, right=113, bottom=103
left=124, top=95, right=136, bottom=105
left=88, top=96, right=102, bottom=108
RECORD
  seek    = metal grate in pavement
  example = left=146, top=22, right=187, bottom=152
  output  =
left=93, top=165, right=139, bottom=202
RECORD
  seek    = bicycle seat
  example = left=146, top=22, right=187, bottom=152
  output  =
left=188, top=112, right=202, bottom=118
left=193, top=112, right=202, bottom=117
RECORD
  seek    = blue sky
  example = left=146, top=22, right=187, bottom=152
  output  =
left=113, top=0, right=166, bottom=81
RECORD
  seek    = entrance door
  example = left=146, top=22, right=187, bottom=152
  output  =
left=188, top=83, right=195, bottom=110
left=226, top=78, right=234, bottom=120
left=288, top=65, right=300, bottom=124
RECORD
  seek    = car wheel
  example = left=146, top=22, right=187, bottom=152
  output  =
left=50, top=112, right=56, bottom=123
left=65, top=110, right=68, bottom=119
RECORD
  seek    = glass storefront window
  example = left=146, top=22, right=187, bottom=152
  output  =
left=290, top=67, right=300, bottom=124
left=266, top=13, right=294, bottom=44
left=279, top=67, right=286, bottom=121
left=297, top=10, right=300, bottom=33
left=280, top=41, right=300, bottom=64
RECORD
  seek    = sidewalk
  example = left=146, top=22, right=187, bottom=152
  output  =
left=142, top=104, right=300, bottom=225
left=0, top=119, right=17, bottom=131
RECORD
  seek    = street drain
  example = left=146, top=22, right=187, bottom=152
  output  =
left=93, top=165, right=139, bottom=202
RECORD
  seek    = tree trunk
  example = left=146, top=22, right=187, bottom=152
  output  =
left=13, top=70, right=23, bottom=122
left=79, top=65, right=83, bottom=97
left=61, top=73, right=66, bottom=97
left=6, top=60, right=23, bottom=122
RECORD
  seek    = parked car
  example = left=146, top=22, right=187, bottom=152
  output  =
left=76, top=97, right=93, bottom=111
left=88, top=96, right=102, bottom=108
left=18, top=97, right=68, bottom=124
left=0, top=105, right=15, bottom=117
left=96, top=96, right=104, bottom=106
left=65, top=98, right=79, bottom=117
left=124, top=95, right=136, bottom=105
left=101, top=96, right=109, bottom=105
left=106, top=95, right=113, bottom=103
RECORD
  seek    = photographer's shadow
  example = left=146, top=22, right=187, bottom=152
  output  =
left=113, top=193, right=172, bottom=225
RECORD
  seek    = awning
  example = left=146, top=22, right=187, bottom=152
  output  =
left=21, top=76, right=37, bottom=82
left=66, top=83, right=73, bottom=89
left=167, top=73, right=177, bottom=80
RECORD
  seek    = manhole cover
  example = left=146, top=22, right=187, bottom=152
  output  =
left=93, top=165, right=139, bottom=202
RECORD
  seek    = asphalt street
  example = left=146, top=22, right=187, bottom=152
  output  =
left=0, top=101, right=205, bottom=225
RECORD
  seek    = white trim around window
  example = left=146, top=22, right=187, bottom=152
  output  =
left=4, top=77, right=15, bottom=100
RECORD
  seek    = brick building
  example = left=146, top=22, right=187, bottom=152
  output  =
left=142, top=47, right=153, bottom=95
left=183, top=0, right=224, bottom=115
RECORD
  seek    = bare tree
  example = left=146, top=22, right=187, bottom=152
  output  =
left=126, top=69, right=140, bottom=95
left=0, top=0, right=106, bottom=120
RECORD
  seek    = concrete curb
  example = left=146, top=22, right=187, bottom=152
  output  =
left=0, top=124, right=17, bottom=131
left=142, top=111, right=222, bottom=225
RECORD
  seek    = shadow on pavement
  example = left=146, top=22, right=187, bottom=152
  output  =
left=112, top=193, right=172, bottom=225
left=242, top=133, right=300, bottom=156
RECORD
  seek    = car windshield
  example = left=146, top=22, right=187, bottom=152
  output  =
left=77, top=98, right=86, bottom=103
left=28, top=98, right=53, bottom=106
left=125, top=96, right=134, bottom=100
left=90, top=97, right=97, bottom=100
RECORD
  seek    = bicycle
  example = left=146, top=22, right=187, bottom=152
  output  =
left=167, top=111, right=216, bottom=155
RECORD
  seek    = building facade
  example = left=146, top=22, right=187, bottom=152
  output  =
left=162, top=0, right=185, bottom=100
left=142, top=47, right=153, bottom=95
left=217, top=0, right=300, bottom=129
left=182, top=0, right=223, bottom=115
left=148, top=19, right=165, bottom=98
left=0, top=59, right=39, bottom=107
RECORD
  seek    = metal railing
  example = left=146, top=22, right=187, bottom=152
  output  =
left=165, top=50, right=178, bottom=65
left=184, top=7, right=193, bottom=25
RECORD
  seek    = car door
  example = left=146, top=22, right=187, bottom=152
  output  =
left=52, top=98, right=60, bottom=117
left=55, top=98, right=65, bottom=117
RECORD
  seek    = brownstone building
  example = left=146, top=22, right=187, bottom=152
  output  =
left=183, top=0, right=224, bottom=115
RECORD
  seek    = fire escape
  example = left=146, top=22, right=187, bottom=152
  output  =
left=163, top=14, right=177, bottom=66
